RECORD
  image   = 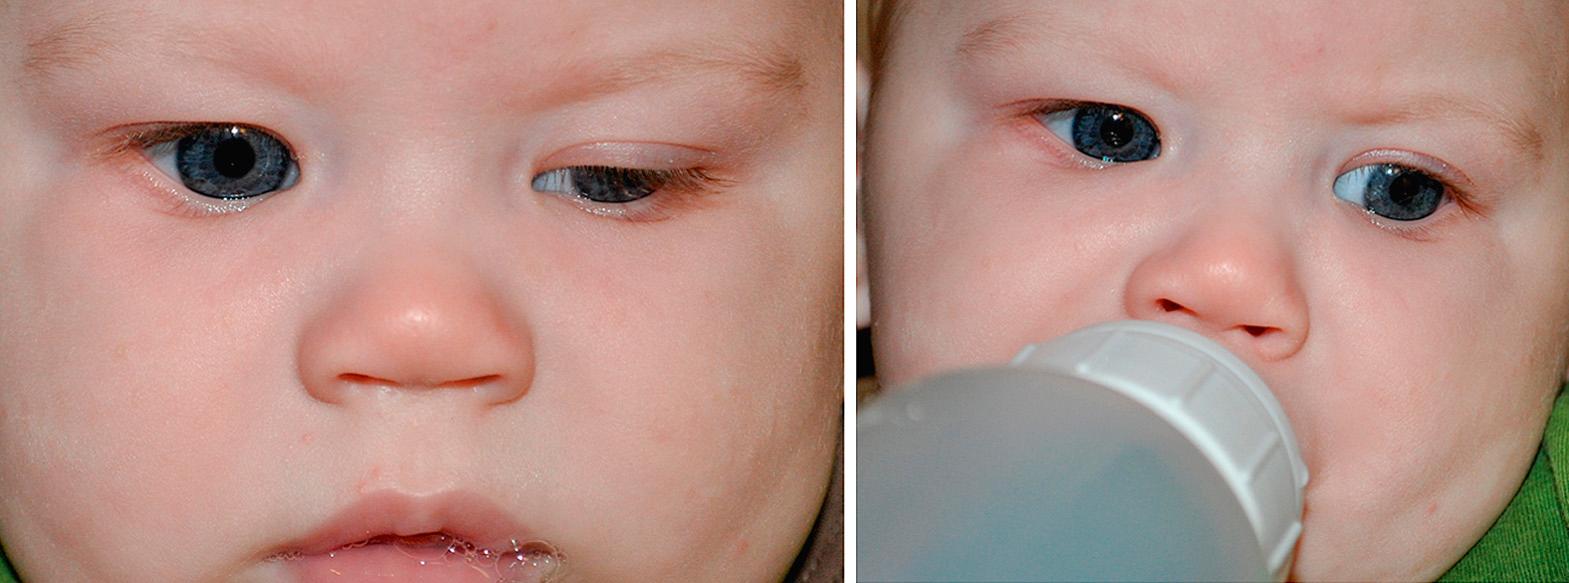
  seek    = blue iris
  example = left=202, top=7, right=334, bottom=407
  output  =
left=1332, top=164, right=1445, bottom=221
left=1041, top=104, right=1160, bottom=163
left=531, top=166, right=662, bottom=203
left=174, top=126, right=296, bottom=199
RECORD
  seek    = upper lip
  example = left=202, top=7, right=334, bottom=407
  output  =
left=284, top=490, right=536, bottom=555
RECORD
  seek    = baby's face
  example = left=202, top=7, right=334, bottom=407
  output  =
left=866, top=1, right=1568, bottom=580
left=0, top=0, right=840, bottom=580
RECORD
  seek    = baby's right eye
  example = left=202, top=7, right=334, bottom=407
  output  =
left=1037, top=103, right=1161, bottom=163
left=139, top=124, right=300, bottom=200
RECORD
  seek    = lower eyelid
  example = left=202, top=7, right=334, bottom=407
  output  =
left=1350, top=198, right=1462, bottom=242
left=576, top=186, right=722, bottom=222
left=111, top=153, right=262, bottom=218
left=1003, top=115, right=1115, bottom=171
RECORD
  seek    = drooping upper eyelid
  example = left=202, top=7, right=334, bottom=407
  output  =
left=533, top=142, right=723, bottom=174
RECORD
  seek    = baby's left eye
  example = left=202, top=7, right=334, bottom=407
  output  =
left=1332, top=163, right=1448, bottom=221
left=531, top=166, right=666, bottom=204
left=530, top=165, right=720, bottom=212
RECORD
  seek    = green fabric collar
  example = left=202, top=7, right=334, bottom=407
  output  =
left=1440, top=387, right=1569, bottom=580
left=0, top=533, right=12, bottom=583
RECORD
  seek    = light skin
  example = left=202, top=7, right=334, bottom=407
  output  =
left=0, top=0, right=842, bottom=581
left=864, top=1, right=1569, bottom=580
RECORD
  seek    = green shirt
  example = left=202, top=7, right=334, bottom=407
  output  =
left=1440, top=388, right=1569, bottom=580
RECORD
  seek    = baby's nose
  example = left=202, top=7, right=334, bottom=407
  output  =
left=1122, top=214, right=1309, bottom=362
left=295, top=248, right=534, bottom=407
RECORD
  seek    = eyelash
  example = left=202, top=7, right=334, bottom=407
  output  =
left=534, top=166, right=730, bottom=223
left=99, top=124, right=731, bottom=222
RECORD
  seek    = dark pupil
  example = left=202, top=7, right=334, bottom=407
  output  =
left=1387, top=171, right=1426, bottom=208
left=1099, top=112, right=1133, bottom=149
left=213, top=138, right=256, bottom=179
left=175, top=126, right=293, bottom=199
left=1070, top=104, right=1159, bottom=163
left=1367, top=165, right=1443, bottom=221
left=574, top=167, right=657, bottom=203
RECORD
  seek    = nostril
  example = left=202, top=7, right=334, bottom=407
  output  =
left=1157, top=299, right=1187, bottom=313
left=1242, top=325, right=1272, bottom=337
left=337, top=373, right=503, bottom=389
left=438, top=375, right=501, bottom=389
left=338, top=373, right=396, bottom=386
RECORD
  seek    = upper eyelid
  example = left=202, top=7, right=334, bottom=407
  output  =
left=95, top=121, right=303, bottom=166
left=1339, top=149, right=1472, bottom=190
left=1023, top=99, right=1164, bottom=130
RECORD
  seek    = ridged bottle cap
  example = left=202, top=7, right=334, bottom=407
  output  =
left=1011, top=320, right=1308, bottom=581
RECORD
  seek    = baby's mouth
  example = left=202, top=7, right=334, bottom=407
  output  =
left=270, top=531, right=562, bottom=583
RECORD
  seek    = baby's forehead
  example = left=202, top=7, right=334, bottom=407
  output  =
left=4, top=0, right=836, bottom=98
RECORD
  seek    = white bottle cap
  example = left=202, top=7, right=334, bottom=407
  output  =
left=1011, top=320, right=1308, bottom=581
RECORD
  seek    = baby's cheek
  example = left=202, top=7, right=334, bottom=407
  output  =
left=869, top=127, right=1163, bottom=385
left=1282, top=296, right=1553, bottom=578
left=0, top=359, right=266, bottom=578
left=521, top=210, right=834, bottom=578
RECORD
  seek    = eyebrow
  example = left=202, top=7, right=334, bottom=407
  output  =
left=954, top=10, right=1546, bottom=164
left=604, top=44, right=808, bottom=98
left=955, top=11, right=1051, bottom=65
left=1355, top=94, right=1545, bottom=164
left=20, top=11, right=810, bottom=106
left=20, top=10, right=127, bottom=82
left=557, top=38, right=809, bottom=111
left=953, top=9, right=1185, bottom=97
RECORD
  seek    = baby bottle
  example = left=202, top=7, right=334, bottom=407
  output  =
left=857, top=320, right=1308, bottom=581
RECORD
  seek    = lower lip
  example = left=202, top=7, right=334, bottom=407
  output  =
left=289, top=537, right=562, bottom=583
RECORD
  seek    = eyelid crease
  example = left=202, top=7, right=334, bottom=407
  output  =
left=535, top=142, right=725, bottom=172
